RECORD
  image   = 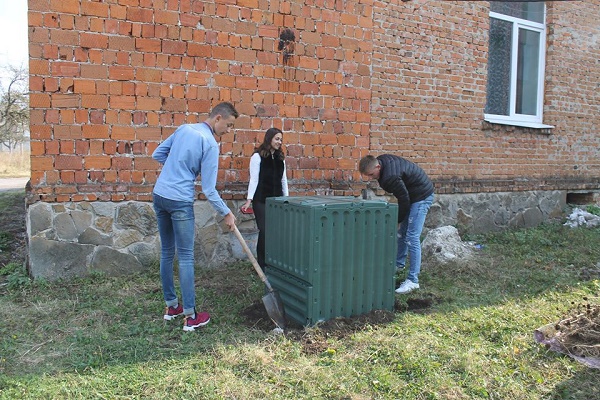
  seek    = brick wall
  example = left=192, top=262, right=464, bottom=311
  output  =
left=369, top=0, right=600, bottom=194
left=27, top=0, right=600, bottom=204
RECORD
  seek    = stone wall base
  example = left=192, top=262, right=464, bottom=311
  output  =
left=362, top=189, right=569, bottom=234
left=427, top=190, right=567, bottom=234
left=26, top=200, right=257, bottom=280
left=26, top=190, right=571, bottom=280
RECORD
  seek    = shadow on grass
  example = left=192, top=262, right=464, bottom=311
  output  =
left=548, top=368, right=600, bottom=400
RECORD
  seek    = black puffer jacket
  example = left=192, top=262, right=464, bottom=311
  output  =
left=377, top=154, right=434, bottom=222
left=253, top=151, right=285, bottom=203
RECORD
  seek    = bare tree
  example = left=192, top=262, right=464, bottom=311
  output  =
left=0, top=65, right=29, bottom=151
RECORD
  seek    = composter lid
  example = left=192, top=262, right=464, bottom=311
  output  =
left=267, top=196, right=396, bottom=210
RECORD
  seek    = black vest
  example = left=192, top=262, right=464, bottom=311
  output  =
left=254, top=152, right=284, bottom=203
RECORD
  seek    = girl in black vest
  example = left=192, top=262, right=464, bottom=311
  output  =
left=241, top=128, right=289, bottom=268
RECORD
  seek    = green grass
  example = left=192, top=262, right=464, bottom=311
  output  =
left=1, top=208, right=599, bottom=399
left=587, top=204, right=600, bottom=216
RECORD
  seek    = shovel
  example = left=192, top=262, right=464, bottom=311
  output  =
left=232, top=225, right=287, bottom=330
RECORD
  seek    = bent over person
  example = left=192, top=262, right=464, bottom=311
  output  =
left=152, top=102, right=239, bottom=331
left=359, top=154, right=434, bottom=294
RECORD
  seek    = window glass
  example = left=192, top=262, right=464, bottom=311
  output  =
left=516, top=29, right=540, bottom=115
left=485, top=17, right=512, bottom=116
left=490, top=1, right=544, bottom=23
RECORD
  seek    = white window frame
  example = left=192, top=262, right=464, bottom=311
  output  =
left=485, top=7, right=554, bottom=129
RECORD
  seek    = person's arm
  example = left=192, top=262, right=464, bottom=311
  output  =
left=242, top=153, right=260, bottom=211
left=281, top=160, right=289, bottom=196
left=247, top=153, right=260, bottom=200
left=152, top=131, right=176, bottom=164
left=380, top=175, right=410, bottom=221
left=200, top=143, right=231, bottom=217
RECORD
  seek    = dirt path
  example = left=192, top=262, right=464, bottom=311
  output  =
left=0, top=177, right=29, bottom=192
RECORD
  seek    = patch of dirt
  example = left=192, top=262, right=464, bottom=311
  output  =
left=0, top=191, right=27, bottom=271
left=579, top=264, right=600, bottom=281
left=195, top=262, right=256, bottom=294
left=240, top=293, right=440, bottom=355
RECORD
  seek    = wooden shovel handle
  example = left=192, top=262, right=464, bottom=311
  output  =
left=233, top=225, right=273, bottom=292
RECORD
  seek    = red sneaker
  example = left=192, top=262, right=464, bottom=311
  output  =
left=163, top=304, right=184, bottom=320
left=183, top=312, right=210, bottom=331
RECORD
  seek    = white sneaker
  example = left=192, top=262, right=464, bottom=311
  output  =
left=395, top=279, right=419, bottom=294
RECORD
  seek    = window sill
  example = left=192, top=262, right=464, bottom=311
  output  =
left=484, top=116, right=554, bottom=130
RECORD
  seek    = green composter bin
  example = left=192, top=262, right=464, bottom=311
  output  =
left=265, top=196, right=398, bottom=326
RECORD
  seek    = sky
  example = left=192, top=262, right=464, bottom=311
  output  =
left=0, top=0, right=28, bottom=85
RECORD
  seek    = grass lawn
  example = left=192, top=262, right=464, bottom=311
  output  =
left=1, top=189, right=599, bottom=399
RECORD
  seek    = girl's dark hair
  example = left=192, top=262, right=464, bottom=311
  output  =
left=256, top=128, right=285, bottom=160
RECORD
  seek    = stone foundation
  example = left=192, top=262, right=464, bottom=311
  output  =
left=26, top=190, right=568, bottom=280
left=26, top=200, right=257, bottom=280
left=426, top=190, right=567, bottom=234
left=361, top=189, right=567, bottom=234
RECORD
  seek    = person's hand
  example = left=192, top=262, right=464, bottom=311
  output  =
left=241, top=199, right=252, bottom=213
left=224, top=212, right=236, bottom=231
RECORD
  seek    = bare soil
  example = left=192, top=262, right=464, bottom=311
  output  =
left=0, top=190, right=27, bottom=273
left=198, top=257, right=440, bottom=353
left=239, top=294, right=440, bottom=355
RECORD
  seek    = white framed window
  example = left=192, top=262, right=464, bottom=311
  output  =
left=484, top=2, right=553, bottom=129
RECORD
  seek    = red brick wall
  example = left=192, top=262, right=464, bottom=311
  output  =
left=369, top=0, right=600, bottom=194
left=544, top=1, right=600, bottom=185
left=27, top=0, right=600, bottom=203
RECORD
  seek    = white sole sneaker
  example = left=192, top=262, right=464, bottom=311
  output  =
left=395, top=280, right=419, bottom=294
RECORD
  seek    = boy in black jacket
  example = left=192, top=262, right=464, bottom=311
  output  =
left=359, top=154, right=434, bottom=294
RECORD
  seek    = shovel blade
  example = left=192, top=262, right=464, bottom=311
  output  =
left=262, top=290, right=287, bottom=330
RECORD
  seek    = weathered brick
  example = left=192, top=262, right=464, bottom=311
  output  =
left=30, top=141, right=45, bottom=156
left=51, top=94, right=79, bottom=108
left=50, top=62, right=80, bottom=77
left=155, top=9, right=178, bottom=25
left=84, top=155, right=112, bottom=169
left=109, top=95, right=135, bottom=109
left=162, top=40, right=187, bottom=55
left=112, top=126, right=135, bottom=140
left=188, top=43, right=212, bottom=57
left=30, top=93, right=51, bottom=108
left=49, top=0, right=79, bottom=14
left=30, top=156, right=54, bottom=172
left=30, top=124, right=51, bottom=139
left=135, top=37, right=161, bottom=53
left=74, top=79, right=96, bottom=94
left=108, top=66, right=135, bottom=81
left=82, top=94, right=109, bottom=109
left=134, top=156, right=158, bottom=170
left=82, top=1, right=109, bottom=17
left=82, top=125, right=110, bottom=139
left=135, top=97, right=161, bottom=111
left=112, top=157, right=133, bottom=170
left=127, top=7, right=154, bottom=23
left=108, top=35, right=135, bottom=51
left=55, top=155, right=83, bottom=170
left=161, top=70, right=186, bottom=84
left=80, top=32, right=108, bottom=49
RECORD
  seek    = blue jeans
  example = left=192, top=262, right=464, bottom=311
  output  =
left=153, top=194, right=196, bottom=317
left=396, top=193, right=434, bottom=284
